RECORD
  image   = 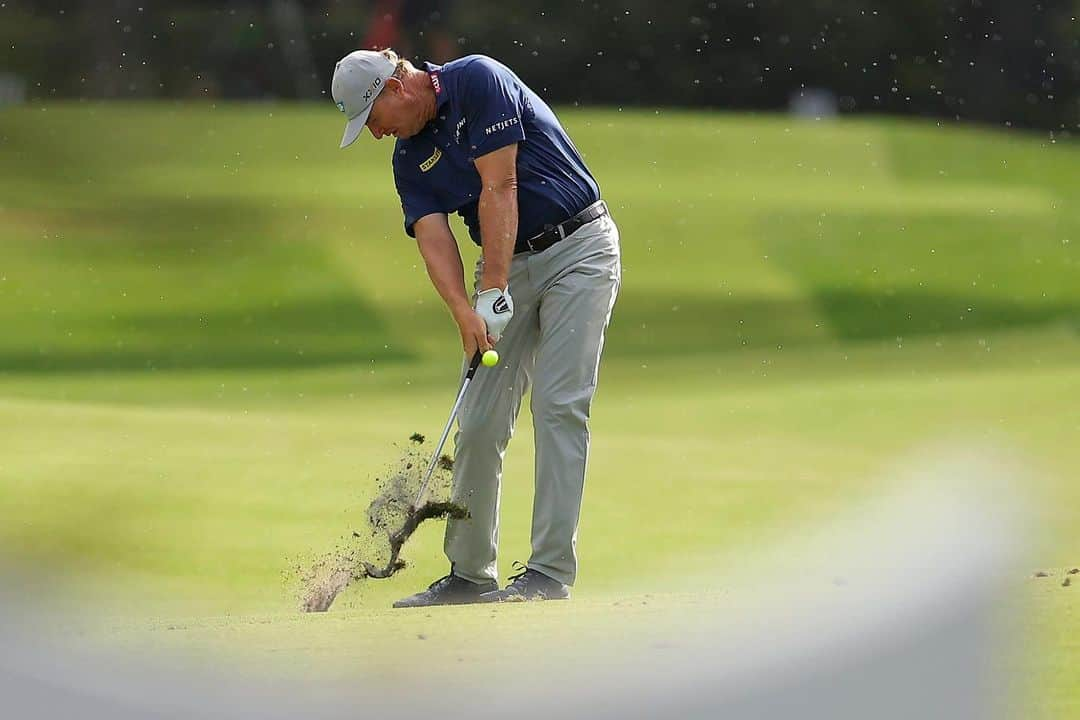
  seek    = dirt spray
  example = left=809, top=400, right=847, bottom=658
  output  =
left=297, top=434, right=467, bottom=612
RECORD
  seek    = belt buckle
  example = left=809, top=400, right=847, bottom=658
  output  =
left=535, top=223, right=558, bottom=251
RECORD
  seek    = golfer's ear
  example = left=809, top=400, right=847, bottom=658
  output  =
left=386, top=76, right=405, bottom=94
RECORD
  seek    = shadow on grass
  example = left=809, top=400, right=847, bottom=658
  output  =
left=815, top=289, right=1079, bottom=341
left=605, top=293, right=824, bottom=357
left=604, top=290, right=1078, bottom=358
left=4, top=285, right=1075, bottom=373
left=0, top=295, right=412, bottom=374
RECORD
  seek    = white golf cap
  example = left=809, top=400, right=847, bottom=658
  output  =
left=331, top=50, right=397, bottom=148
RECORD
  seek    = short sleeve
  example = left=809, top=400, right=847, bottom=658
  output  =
left=394, top=162, right=443, bottom=238
left=461, top=57, right=527, bottom=158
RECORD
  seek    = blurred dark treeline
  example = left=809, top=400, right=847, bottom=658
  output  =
left=1, top=0, right=1078, bottom=132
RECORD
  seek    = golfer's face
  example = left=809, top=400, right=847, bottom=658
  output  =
left=366, top=86, right=422, bottom=140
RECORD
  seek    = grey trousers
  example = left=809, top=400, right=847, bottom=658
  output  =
left=445, top=212, right=621, bottom=587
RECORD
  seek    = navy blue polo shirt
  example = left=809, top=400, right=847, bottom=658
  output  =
left=392, top=55, right=600, bottom=246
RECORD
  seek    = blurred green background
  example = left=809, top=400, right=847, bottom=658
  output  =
left=3, top=1, right=1078, bottom=130
left=0, top=104, right=1078, bottom=713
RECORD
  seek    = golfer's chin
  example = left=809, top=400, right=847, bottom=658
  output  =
left=397, top=121, right=430, bottom=140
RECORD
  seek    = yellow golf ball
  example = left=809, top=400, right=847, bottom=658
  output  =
left=482, top=349, right=500, bottom=367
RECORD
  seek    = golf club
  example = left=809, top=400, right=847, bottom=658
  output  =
left=412, top=349, right=485, bottom=509
left=361, top=350, right=489, bottom=580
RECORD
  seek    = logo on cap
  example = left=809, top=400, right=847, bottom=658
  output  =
left=336, top=101, right=346, bottom=113
left=363, top=76, right=383, bottom=102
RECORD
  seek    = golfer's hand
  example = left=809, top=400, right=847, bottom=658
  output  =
left=455, top=308, right=494, bottom=358
left=474, top=286, right=514, bottom=343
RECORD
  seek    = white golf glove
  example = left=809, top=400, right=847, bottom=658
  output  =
left=475, top=286, right=514, bottom=342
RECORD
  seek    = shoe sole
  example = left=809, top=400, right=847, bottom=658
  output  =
left=392, top=593, right=497, bottom=609
left=478, top=592, right=571, bottom=603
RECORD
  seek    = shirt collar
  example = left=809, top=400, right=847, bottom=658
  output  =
left=423, top=62, right=452, bottom=111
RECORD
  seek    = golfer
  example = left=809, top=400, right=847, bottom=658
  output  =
left=331, top=49, right=620, bottom=607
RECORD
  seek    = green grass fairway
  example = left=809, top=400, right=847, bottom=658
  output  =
left=1, top=104, right=1078, bottom=715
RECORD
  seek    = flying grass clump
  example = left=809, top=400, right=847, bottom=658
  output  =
left=298, top=434, right=467, bottom=612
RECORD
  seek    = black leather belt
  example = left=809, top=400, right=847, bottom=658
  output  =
left=515, top=200, right=608, bottom=254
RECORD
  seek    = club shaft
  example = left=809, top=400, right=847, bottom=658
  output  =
left=411, top=351, right=484, bottom=508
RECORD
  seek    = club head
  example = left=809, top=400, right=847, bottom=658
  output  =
left=362, top=559, right=405, bottom=579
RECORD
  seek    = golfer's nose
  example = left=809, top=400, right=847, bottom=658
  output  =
left=369, top=124, right=384, bottom=140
